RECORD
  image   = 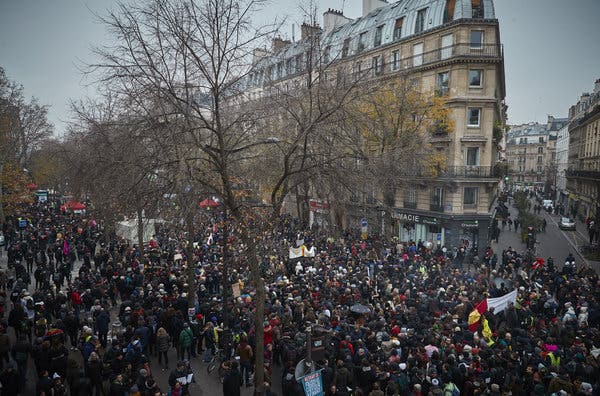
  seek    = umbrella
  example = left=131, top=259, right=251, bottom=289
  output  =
left=350, top=303, right=371, bottom=315
left=199, top=198, right=219, bottom=209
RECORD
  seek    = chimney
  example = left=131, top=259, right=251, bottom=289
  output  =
left=594, top=78, right=600, bottom=94
left=301, top=22, right=321, bottom=40
left=272, top=36, right=291, bottom=52
left=252, top=48, right=270, bottom=65
left=323, top=8, right=352, bottom=32
left=362, top=0, right=388, bottom=16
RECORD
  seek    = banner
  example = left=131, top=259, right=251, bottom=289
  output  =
left=300, top=370, right=323, bottom=396
left=289, top=245, right=316, bottom=259
left=486, top=289, right=518, bottom=314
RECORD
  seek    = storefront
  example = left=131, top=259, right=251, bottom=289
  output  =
left=393, top=211, right=445, bottom=247
left=457, top=220, right=480, bottom=249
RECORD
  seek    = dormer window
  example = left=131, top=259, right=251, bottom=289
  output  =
left=472, top=0, right=484, bottom=18
left=415, top=8, right=427, bottom=34
left=393, top=17, right=404, bottom=41
left=444, top=0, right=456, bottom=23
left=374, top=26, right=383, bottom=47
left=358, top=32, right=367, bottom=53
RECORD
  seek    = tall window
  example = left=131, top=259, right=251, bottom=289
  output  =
left=323, top=46, right=331, bottom=64
left=358, top=32, right=367, bottom=52
left=432, top=187, right=444, bottom=206
left=437, top=72, right=449, bottom=96
left=466, top=147, right=480, bottom=166
left=295, top=54, right=304, bottom=72
left=342, top=38, right=350, bottom=58
left=470, top=30, right=483, bottom=49
left=441, top=34, right=453, bottom=59
left=538, top=136, right=544, bottom=143
left=415, top=8, right=427, bottom=34
left=469, top=69, right=482, bottom=87
left=374, top=26, right=383, bottom=47
left=471, top=0, right=484, bottom=18
left=391, top=50, right=400, bottom=71
left=372, top=56, right=383, bottom=76
left=537, top=146, right=543, bottom=154
left=537, top=155, right=543, bottom=163
left=393, top=18, right=404, bottom=40
left=444, top=0, right=456, bottom=22
left=467, top=108, right=481, bottom=127
left=463, top=187, right=478, bottom=207
left=413, top=43, right=423, bottom=66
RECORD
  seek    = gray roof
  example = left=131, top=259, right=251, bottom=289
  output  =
left=250, top=0, right=496, bottom=82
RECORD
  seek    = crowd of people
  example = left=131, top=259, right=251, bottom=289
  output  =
left=0, top=199, right=599, bottom=396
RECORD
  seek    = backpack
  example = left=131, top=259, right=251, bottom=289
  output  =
left=444, top=383, right=460, bottom=396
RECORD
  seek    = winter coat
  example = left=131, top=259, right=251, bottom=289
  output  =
left=179, top=328, right=194, bottom=348
left=157, top=334, right=171, bottom=353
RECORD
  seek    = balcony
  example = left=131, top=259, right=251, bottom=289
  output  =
left=566, top=169, right=600, bottom=180
left=430, top=203, right=445, bottom=212
left=394, top=43, right=502, bottom=72
left=400, top=165, right=499, bottom=179
left=403, top=201, right=417, bottom=209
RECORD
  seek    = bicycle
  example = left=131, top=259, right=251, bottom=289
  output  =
left=206, top=348, right=225, bottom=374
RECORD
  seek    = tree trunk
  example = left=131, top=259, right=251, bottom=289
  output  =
left=253, top=269, right=265, bottom=395
left=0, top=162, right=4, bottom=224
left=220, top=208, right=231, bottom=328
left=136, top=205, right=144, bottom=251
left=185, top=212, right=197, bottom=307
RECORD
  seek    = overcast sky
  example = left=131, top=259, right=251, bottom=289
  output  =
left=1, top=0, right=599, bottom=134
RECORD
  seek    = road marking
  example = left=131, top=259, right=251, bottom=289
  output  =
left=545, top=213, right=590, bottom=267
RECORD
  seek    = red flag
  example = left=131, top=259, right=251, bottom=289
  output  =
left=468, top=298, right=488, bottom=332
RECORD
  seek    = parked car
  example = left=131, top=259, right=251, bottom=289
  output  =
left=559, top=217, right=576, bottom=231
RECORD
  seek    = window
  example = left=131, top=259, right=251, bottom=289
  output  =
left=391, top=50, right=400, bottom=71
left=437, top=71, right=449, bottom=96
left=295, top=54, right=304, bottom=72
left=466, top=147, right=480, bottom=166
left=444, top=0, right=456, bottom=23
left=354, top=61, right=364, bottom=79
left=471, top=0, right=484, bottom=18
left=286, top=59, right=293, bottom=74
left=538, top=136, right=544, bottom=143
left=463, top=187, right=478, bottom=207
left=413, top=43, right=423, bottom=66
left=470, top=30, right=483, bottom=49
left=372, top=56, right=383, bottom=75
left=441, top=34, right=453, bottom=59
left=393, top=18, right=404, bottom=40
left=537, top=165, right=543, bottom=173
left=277, top=61, right=284, bottom=79
left=469, top=69, right=482, bottom=87
left=415, top=8, right=427, bottom=34
left=374, top=25, right=383, bottom=47
left=537, top=146, right=543, bottom=154
left=467, top=108, right=481, bottom=127
left=342, top=38, right=350, bottom=58
left=323, top=46, right=331, bottom=64
left=358, top=32, right=367, bottom=53
left=432, top=187, right=444, bottom=205
left=537, top=155, right=543, bottom=163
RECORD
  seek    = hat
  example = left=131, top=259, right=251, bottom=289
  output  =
left=431, top=378, right=440, bottom=386
left=183, top=322, right=189, bottom=327
left=53, top=372, right=61, bottom=379
left=399, top=363, right=407, bottom=371
left=491, top=384, right=500, bottom=392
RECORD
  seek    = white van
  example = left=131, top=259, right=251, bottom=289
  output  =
left=542, top=199, right=553, bottom=210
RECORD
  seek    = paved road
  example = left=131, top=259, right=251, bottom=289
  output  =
left=490, top=202, right=600, bottom=272
left=0, top=251, right=271, bottom=396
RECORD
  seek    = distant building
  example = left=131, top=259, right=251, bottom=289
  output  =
left=565, top=78, right=600, bottom=220
left=246, top=0, right=506, bottom=249
left=505, top=115, right=566, bottom=191
left=555, top=122, right=569, bottom=204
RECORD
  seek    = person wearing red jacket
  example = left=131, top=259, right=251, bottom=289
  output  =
left=70, top=289, right=82, bottom=317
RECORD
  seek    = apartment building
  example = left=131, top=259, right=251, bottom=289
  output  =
left=505, top=116, right=566, bottom=192
left=566, top=79, right=600, bottom=220
left=246, top=0, right=506, bottom=249
left=555, top=123, right=569, bottom=204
